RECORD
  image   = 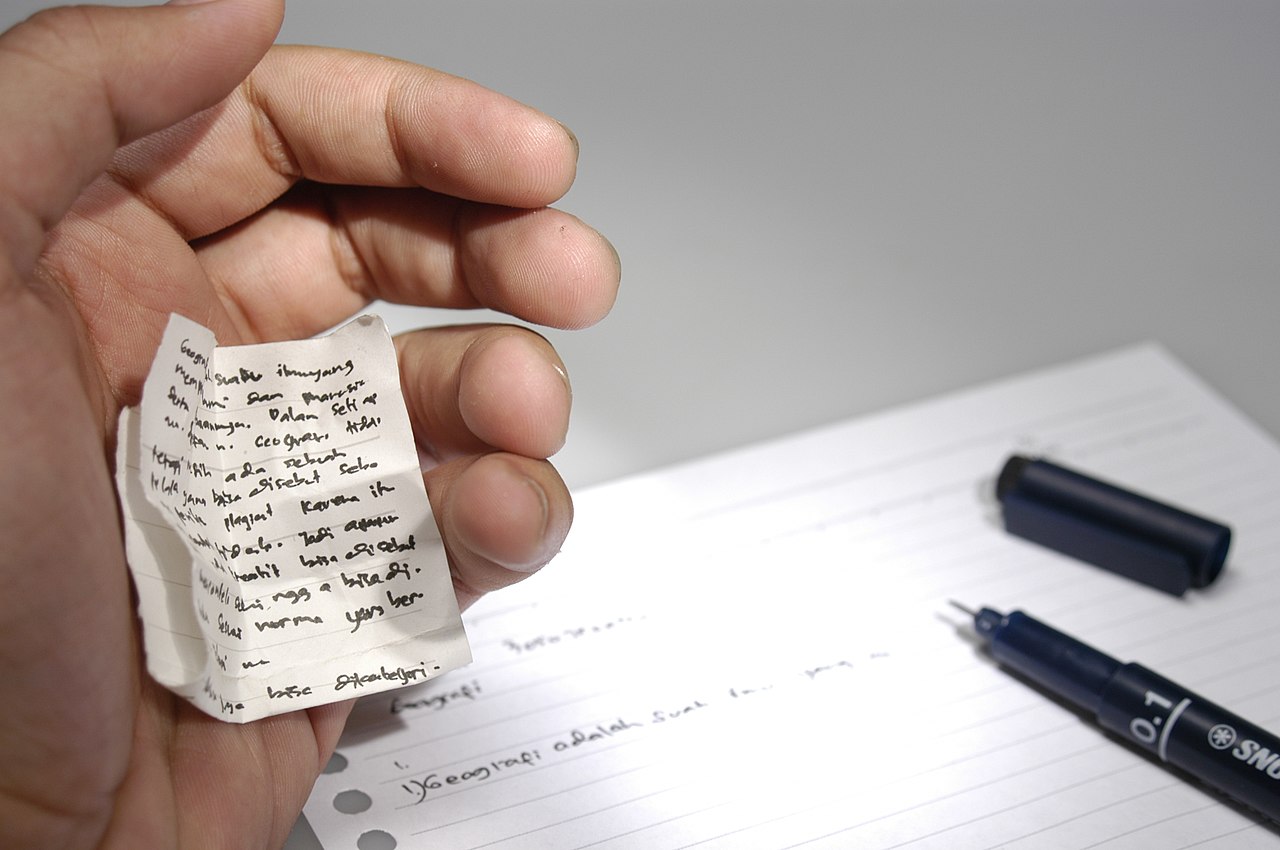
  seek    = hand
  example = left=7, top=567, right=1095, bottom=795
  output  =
left=0, top=1, right=619, bottom=847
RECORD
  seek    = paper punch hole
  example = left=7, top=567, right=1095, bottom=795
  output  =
left=995, top=454, right=1231, bottom=596
left=357, top=830, right=397, bottom=850
left=323, top=752, right=349, bottom=774
left=333, top=789, right=372, bottom=814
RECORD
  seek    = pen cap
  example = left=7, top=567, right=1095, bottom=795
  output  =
left=995, top=455, right=1231, bottom=595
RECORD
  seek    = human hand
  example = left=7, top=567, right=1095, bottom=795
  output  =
left=0, top=1, right=618, bottom=847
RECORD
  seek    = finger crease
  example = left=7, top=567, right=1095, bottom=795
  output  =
left=448, top=199, right=478, bottom=306
left=320, top=191, right=376, bottom=301
left=240, top=77, right=303, bottom=181
left=80, top=10, right=129, bottom=149
left=101, top=167, right=187, bottom=239
left=31, top=227, right=126, bottom=421
left=204, top=262, right=261, bottom=341
left=382, top=81, right=414, bottom=185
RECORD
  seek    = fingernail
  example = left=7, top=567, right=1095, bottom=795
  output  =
left=557, top=121, right=580, bottom=160
left=514, top=476, right=552, bottom=573
left=605, top=234, right=622, bottom=281
left=481, top=475, right=551, bottom=574
left=453, top=457, right=554, bottom=573
left=550, top=360, right=572, bottom=401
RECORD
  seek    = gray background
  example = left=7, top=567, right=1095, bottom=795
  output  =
left=4, top=2, right=1278, bottom=847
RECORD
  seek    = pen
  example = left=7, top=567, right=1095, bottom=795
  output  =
left=950, top=602, right=1280, bottom=823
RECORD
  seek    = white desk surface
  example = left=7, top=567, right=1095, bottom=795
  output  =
left=4, top=2, right=1278, bottom=848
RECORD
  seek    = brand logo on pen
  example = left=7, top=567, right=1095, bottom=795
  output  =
left=1208, top=724, right=1237, bottom=750
left=1229, top=738, right=1280, bottom=780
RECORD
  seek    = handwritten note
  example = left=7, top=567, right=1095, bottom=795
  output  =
left=115, top=314, right=469, bottom=723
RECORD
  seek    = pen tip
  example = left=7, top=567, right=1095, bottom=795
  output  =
left=947, top=599, right=977, bottom=617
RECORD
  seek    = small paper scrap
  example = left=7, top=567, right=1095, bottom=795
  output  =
left=114, top=314, right=470, bottom=723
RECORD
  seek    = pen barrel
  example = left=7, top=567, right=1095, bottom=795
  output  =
left=1096, top=663, right=1280, bottom=823
left=984, top=610, right=1120, bottom=714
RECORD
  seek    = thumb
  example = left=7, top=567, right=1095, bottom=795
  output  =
left=0, top=0, right=284, bottom=278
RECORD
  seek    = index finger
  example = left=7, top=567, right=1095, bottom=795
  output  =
left=0, top=0, right=283, bottom=275
left=109, top=45, right=580, bottom=240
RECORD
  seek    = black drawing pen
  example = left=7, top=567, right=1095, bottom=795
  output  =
left=950, top=602, right=1280, bottom=823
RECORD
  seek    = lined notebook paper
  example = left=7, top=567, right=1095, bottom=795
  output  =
left=304, top=344, right=1280, bottom=849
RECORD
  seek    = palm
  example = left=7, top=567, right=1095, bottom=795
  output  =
left=8, top=161, right=359, bottom=850
left=0, top=4, right=617, bottom=849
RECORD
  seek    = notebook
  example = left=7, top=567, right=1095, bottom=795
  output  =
left=304, top=344, right=1280, bottom=849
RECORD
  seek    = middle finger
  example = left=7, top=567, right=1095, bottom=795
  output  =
left=193, top=182, right=619, bottom=342
left=394, top=323, right=573, bottom=466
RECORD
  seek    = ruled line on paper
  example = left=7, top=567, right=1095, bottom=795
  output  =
left=303, top=345, right=1280, bottom=850
left=688, top=385, right=1180, bottom=523
left=414, top=763, right=659, bottom=836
